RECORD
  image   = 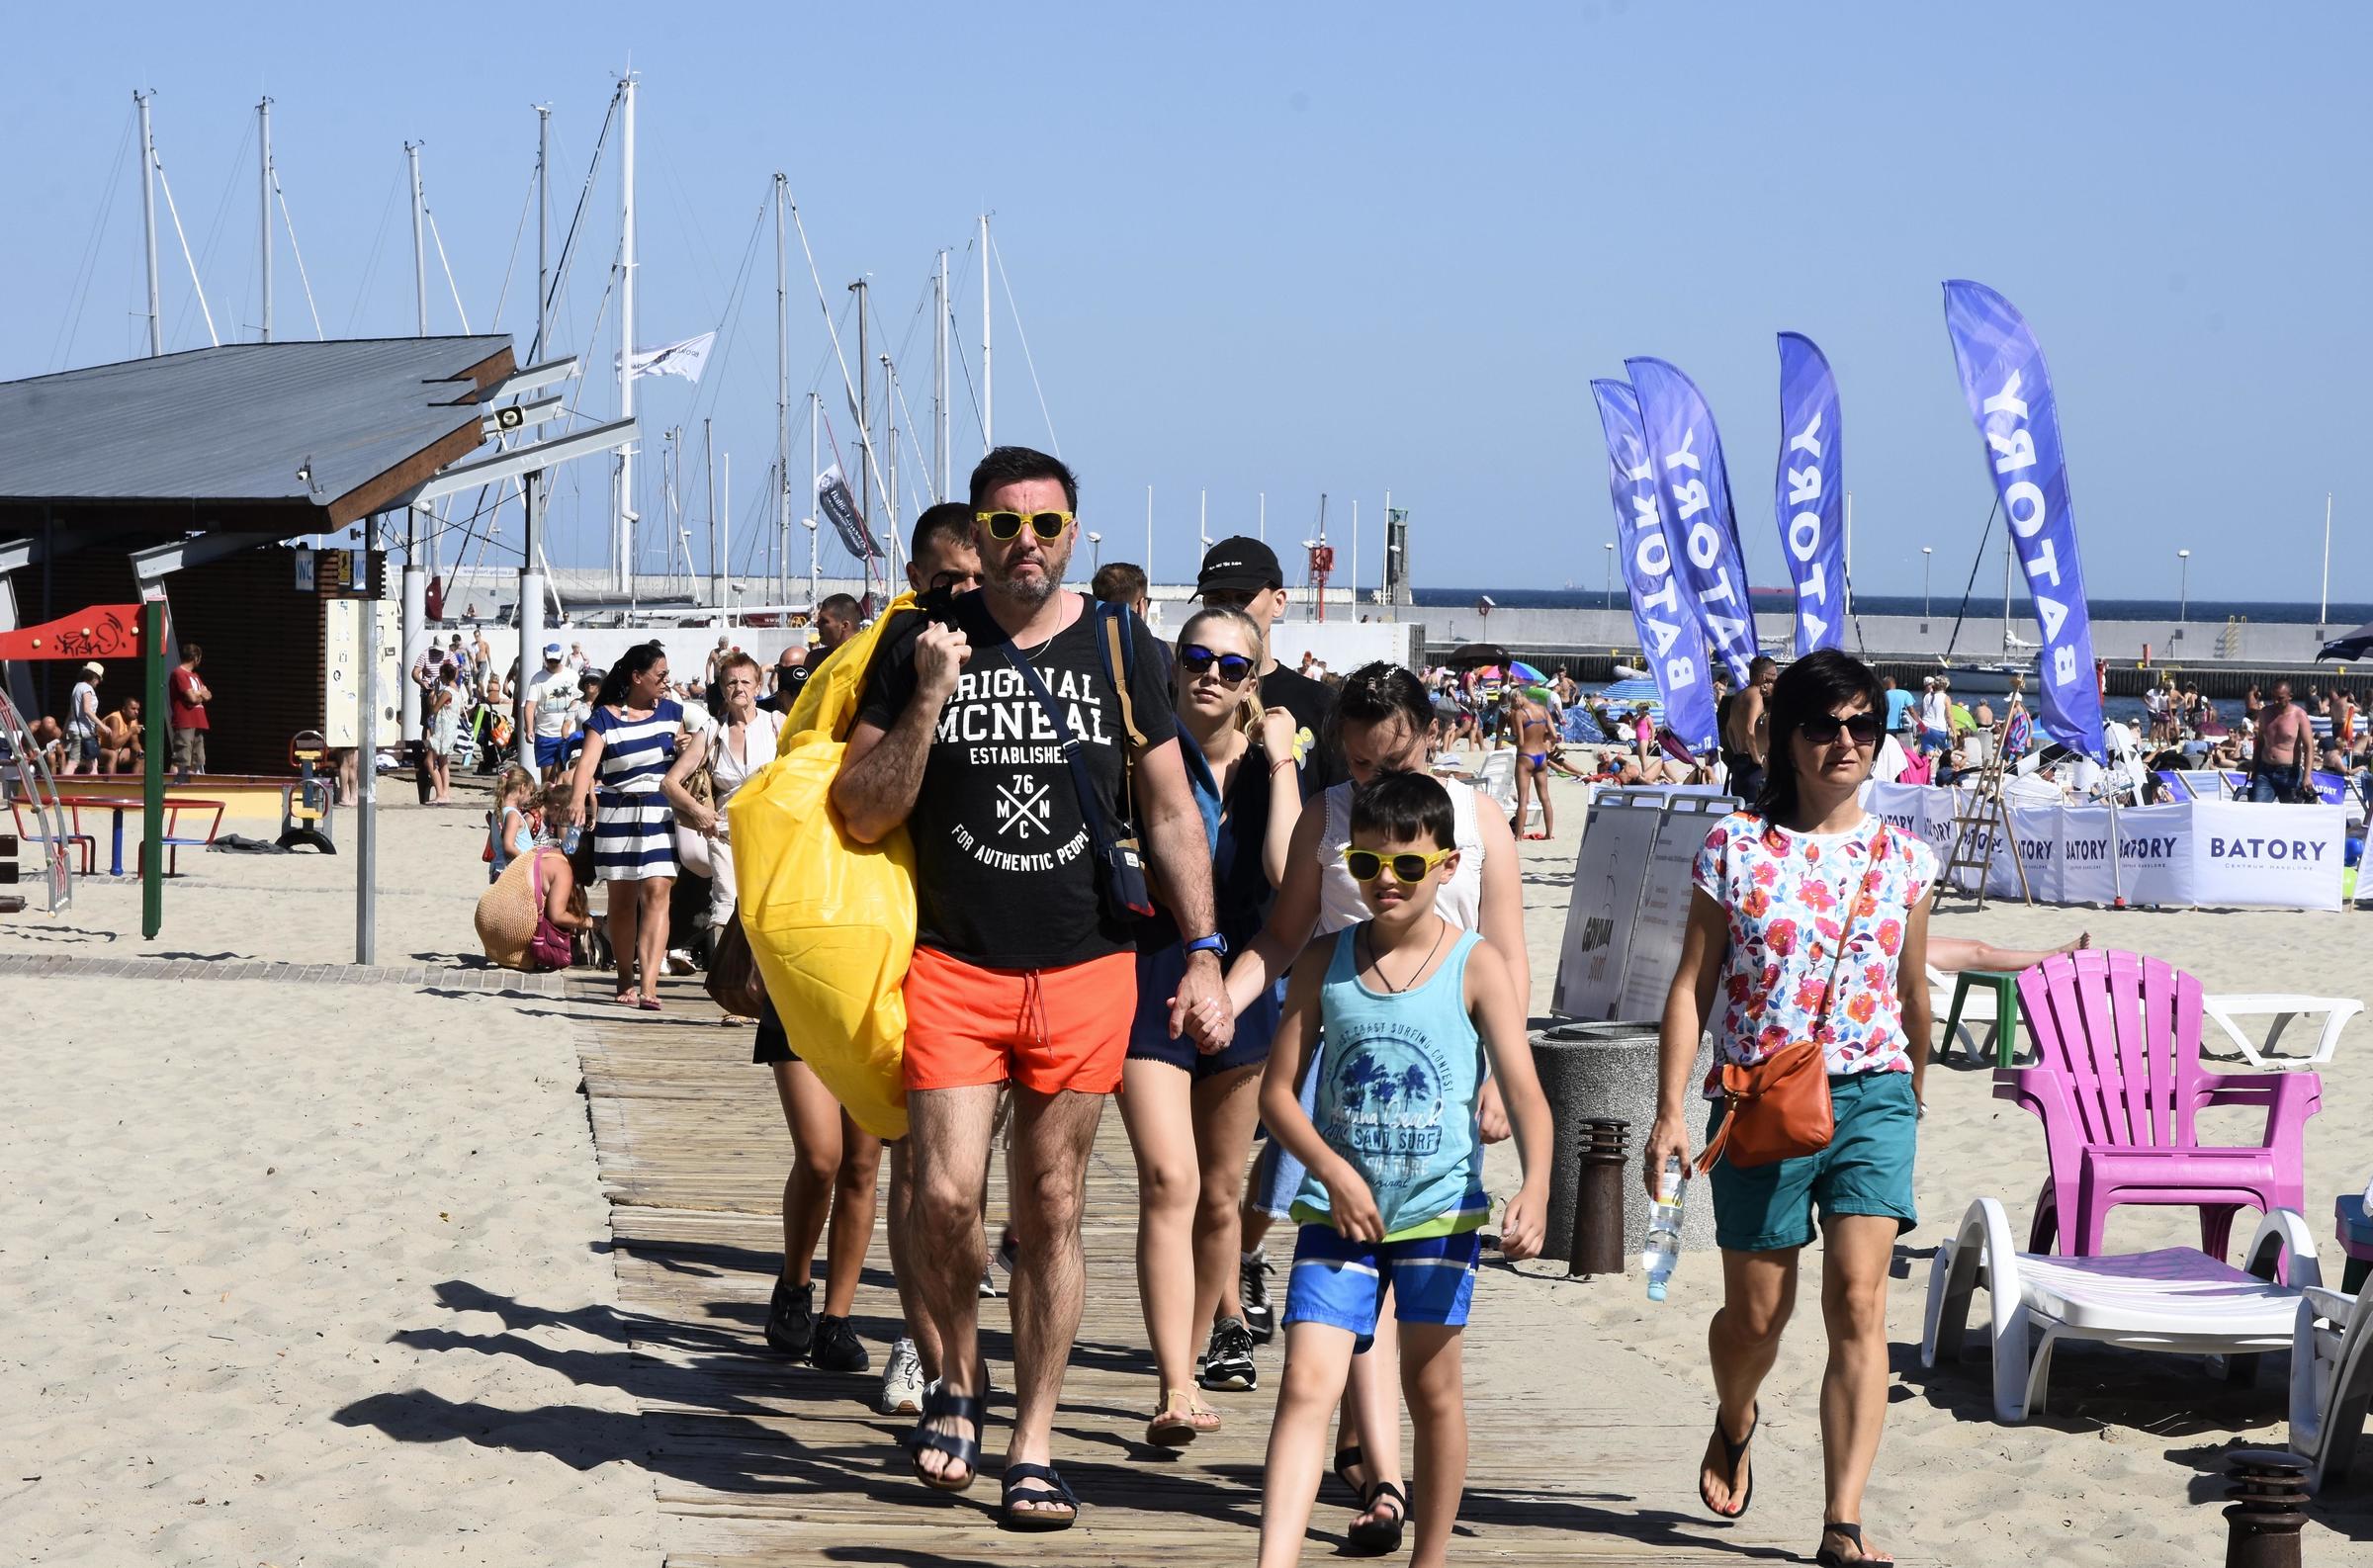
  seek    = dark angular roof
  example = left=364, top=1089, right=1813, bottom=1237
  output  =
left=0, top=336, right=515, bottom=527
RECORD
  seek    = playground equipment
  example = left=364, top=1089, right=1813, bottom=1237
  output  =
left=278, top=730, right=337, bottom=853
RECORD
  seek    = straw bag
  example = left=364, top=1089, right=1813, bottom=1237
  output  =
left=1697, top=826, right=1891, bottom=1173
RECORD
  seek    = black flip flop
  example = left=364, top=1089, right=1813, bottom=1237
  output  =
left=900, top=1384, right=983, bottom=1493
left=1347, top=1479, right=1407, bottom=1555
left=1815, top=1521, right=1893, bottom=1566
left=1001, top=1461, right=1079, bottom=1531
left=1698, top=1403, right=1758, bottom=1519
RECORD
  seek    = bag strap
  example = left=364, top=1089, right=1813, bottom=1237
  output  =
left=995, top=639, right=1125, bottom=865
left=1094, top=599, right=1145, bottom=823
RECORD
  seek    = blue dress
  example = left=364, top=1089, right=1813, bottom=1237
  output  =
left=587, top=699, right=683, bottom=882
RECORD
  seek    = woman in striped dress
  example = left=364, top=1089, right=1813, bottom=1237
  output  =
left=568, top=643, right=686, bottom=1009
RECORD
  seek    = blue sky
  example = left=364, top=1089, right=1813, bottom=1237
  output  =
left=6, top=3, right=2366, bottom=602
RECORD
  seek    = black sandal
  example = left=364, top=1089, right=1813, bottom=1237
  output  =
left=900, top=1384, right=983, bottom=1493
left=1814, top=1521, right=1892, bottom=1566
left=1331, top=1443, right=1367, bottom=1505
left=1000, top=1461, right=1079, bottom=1531
left=1346, top=1478, right=1407, bottom=1555
left=1698, top=1403, right=1757, bottom=1519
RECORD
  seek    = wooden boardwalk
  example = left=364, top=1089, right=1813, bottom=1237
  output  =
left=573, top=975, right=1773, bottom=1566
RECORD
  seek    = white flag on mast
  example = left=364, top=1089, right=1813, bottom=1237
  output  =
left=621, top=330, right=716, bottom=384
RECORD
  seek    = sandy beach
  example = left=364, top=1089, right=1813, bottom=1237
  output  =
left=4, top=767, right=2371, bottom=1563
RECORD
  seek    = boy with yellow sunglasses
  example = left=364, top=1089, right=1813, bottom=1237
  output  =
left=1254, top=770, right=1552, bottom=1568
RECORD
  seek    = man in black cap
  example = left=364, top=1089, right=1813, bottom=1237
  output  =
left=1193, top=536, right=1337, bottom=787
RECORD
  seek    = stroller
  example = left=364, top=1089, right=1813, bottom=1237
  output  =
left=459, top=701, right=514, bottom=774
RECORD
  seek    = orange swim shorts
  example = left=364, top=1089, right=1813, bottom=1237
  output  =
left=902, top=945, right=1136, bottom=1095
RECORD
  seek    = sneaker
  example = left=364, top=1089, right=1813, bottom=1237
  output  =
left=1240, top=1249, right=1276, bottom=1344
left=877, top=1337, right=924, bottom=1415
left=978, top=1260, right=1001, bottom=1299
left=665, top=947, right=697, bottom=976
left=1198, top=1315, right=1259, bottom=1392
left=811, top=1313, right=870, bottom=1373
left=764, top=1277, right=815, bottom=1358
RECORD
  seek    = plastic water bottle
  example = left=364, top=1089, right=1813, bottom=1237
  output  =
left=1642, top=1156, right=1686, bottom=1302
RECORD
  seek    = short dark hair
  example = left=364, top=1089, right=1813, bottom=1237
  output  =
left=1758, top=647, right=1887, bottom=820
left=182, top=643, right=204, bottom=665
left=1092, top=562, right=1149, bottom=606
left=912, top=501, right=973, bottom=566
left=1749, top=655, right=1778, bottom=678
left=969, top=444, right=1078, bottom=511
left=818, top=593, right=861, bottom=622
left=1350, top=770, right=1455, bottom=851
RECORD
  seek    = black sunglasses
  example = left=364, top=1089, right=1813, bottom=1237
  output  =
left=1798, top=712, right=1885, bottom=747
left=1180, top=645, right=1255, bottom=683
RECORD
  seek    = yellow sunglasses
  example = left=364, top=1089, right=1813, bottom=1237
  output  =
left=975, top=509, right=1075, bottom=542
left=1340, top=846, right=1456, bottom=884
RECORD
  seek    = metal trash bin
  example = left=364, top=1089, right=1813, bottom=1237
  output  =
left=1530, top=1019, right=1717, bottom=1265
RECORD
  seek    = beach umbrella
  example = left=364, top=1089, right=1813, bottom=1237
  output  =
left=1509, top=659, right=1547, bottom=684
left=1448, top=644, right=1510, bottom=667
left=2319, top=621, right=2373, bottom=661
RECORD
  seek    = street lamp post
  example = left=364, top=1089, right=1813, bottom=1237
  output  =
left=1921, top=546, right=1934, bottom=621
left=2177, top=548, right=2191, bottom=625
left=1603, top=541, right=1615, bottom=612
left=1087, top=530, right=1102, bottom=571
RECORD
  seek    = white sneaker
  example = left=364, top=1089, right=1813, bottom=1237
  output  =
left=878, top=1337, right=924, bottom=1416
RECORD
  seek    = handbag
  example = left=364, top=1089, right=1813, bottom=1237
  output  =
left=525, top=849, right=573, bottom=972
left=704, top=912, right=767, bottom=1017
left=1697, top=825, right=1892, bottom=1174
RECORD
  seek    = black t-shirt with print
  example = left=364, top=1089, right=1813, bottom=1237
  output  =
left=1260, top=662, right=1340, bottom=792
left=857, top=590, right=1178, bottom=970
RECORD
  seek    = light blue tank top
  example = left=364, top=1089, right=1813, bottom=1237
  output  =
left=1292, top=924, right=1488, bottom=1240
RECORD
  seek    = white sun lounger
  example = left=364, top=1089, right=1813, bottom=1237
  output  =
left=2291, top=1282, right=2373, bottom=1492
left=1921, top=1195, right=2321, bottom=1423
left=2200, top=994, right=2363, bottom=1071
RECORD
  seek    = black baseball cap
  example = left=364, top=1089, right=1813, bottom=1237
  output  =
left=1195, top=536, right=1283, bottom=596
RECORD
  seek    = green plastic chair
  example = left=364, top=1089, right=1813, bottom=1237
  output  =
left=1943, top=969, right=2023, bottom=1069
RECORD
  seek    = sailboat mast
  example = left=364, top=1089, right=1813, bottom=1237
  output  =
left=704, top=418, right=718, bottom=609
left=136, top=91, right=160, bottom=356
left=935, top=248, right=950, bottom=500
left=809, top=392, right=822, bottom=608
left=722, top=452, right=732, bottom=626
left=516, top=103, right=553, bottom=747
left=257, top=98, right=272, bottom=342
left=2001, top=526, right=2014, bottom=653
left=614, top=73, right=638, bottom=596
left=775, top=174, right=791, bottom=611
left=406, top=142, right=432, bottom=590
left=980, top=213, right=992, bottom=451
left=851, top=278, right=873, bottom=605
left=2322, top=491, right=2333, bottom=628
left=884, top=353, right=901, bottom=556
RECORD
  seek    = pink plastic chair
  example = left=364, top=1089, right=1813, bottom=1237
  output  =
left=1995, top=950, right=2321, bottom=1264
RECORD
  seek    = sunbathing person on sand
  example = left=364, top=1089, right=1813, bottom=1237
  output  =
left=1927, top=931, right=2088, bottom=973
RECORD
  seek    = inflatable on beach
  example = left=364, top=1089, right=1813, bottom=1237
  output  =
left=727, top=595, right=920, bottom=1141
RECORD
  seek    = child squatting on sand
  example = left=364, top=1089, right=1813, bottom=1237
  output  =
left=1255, top=770, right=1553, bottom=1568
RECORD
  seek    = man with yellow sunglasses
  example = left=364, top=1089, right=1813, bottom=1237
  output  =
left=832, top=444, right=1234, bottom=1528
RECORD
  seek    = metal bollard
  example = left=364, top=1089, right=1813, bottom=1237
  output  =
left=1567, top=1117, right=1629, bottom=1278
left=2223, top=1448, right=2310, bottom=1568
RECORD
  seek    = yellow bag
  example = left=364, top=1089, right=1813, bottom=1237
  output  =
left=729, top=594, right=921, bottom=1140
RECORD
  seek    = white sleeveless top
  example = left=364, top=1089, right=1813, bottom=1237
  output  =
left=1313, top=776, right=1486, bottom=937
left=705, top=707, right=784, bottom=813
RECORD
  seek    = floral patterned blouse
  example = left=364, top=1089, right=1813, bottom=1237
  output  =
left=1692, top=811, right=1937, bottom=1086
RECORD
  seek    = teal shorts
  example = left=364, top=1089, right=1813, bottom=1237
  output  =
left=1707, top=1070, right=1918, bottom=1253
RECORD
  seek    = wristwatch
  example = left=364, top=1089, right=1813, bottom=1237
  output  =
left=1183, top=933, right=1228, bottom=959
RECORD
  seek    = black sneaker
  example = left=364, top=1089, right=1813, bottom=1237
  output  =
left=1198, top=1315, right=1259, bottom=1392
left=764, top=1277, right=815, bottom=1358
left=1240, top=1250, right=1276, bottom=1344
left=811, top=1314, right=870, bottom=1373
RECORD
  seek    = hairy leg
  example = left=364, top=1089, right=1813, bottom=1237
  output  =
left=1003, top=1086, right=1106, bottom=1503
left=905, top=1084, right=1000, bottom=1484
left=885, top=1143, right=941, bottom=1378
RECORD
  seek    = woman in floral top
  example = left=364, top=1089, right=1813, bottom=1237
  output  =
left=1645, top=649, right=1934, bottom=1568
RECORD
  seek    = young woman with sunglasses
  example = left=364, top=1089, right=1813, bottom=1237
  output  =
left=1220, top=660, right=1526, bottom=1552
left=1644, top=649, right=1936, bottom=1568
left=1119, top=605, right=1306, bottom=1444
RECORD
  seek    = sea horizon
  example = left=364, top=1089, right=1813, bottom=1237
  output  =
left=1412, top=586, right=2368, bottom=628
